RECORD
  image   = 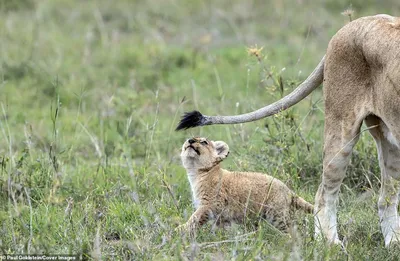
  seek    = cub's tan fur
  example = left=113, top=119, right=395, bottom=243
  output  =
left=178, top=137, right=313, bottom=234
left=177, top=15, right=400, bottom=247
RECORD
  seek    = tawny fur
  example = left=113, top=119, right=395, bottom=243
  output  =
left=178, top=137, right=313, bottom=235
left=176, top=15, right=400, bottom=247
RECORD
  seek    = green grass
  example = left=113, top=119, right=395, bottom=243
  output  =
left=1, top=0, right=400, bottom=260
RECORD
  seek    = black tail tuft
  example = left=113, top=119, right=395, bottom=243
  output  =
left=175, top=110, right=205, bottom=131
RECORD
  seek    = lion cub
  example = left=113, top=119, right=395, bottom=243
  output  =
left=178, top=137, right=313, bottom=234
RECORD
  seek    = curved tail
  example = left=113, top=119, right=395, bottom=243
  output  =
left=176, top=56, right=325, bottom=131
left=292, top=195, right=314, bottom=214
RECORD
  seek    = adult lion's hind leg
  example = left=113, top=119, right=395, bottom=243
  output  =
left=314, top=113, right=363, bottom=244
left=365, top=116, right=400, bottom=247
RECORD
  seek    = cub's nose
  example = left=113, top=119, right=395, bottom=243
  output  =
left=188, top=138, right=196, bottom=144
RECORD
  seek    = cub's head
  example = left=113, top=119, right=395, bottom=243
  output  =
left=180, top=137, right=229, bottom=170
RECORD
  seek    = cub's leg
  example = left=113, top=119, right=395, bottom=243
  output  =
left=177, top=206, right=213, bottom=236
left=263, top=207, right=291, bottom=232
left=365, top=116, right=400, bottom=247
left=314, top=115, right=362, bottom=244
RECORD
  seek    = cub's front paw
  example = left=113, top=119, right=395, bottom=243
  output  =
left=175, top=223, right=195, bottom=237
left=175, top=224, right=187, bottom=233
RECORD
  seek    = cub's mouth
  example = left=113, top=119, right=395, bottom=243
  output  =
left=186, top=145, right=200, bottom=155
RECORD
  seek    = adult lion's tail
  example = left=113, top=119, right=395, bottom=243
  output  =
left=176, top=56, right=325, bottom=131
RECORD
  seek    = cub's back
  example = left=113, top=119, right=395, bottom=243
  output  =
left=221, top=170, right=294, bottom=206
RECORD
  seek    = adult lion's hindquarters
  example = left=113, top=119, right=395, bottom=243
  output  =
left=314, top=15, right=400, bottom=248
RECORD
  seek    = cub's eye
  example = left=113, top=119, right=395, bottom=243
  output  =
left=200, top=141, right=208, bottom=145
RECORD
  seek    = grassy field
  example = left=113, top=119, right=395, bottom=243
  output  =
left=1, top=0, right=400, bottom=260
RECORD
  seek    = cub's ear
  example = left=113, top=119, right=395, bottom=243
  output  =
left=213, top=141, right=229, bottom=160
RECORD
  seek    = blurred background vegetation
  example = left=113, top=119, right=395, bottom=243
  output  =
left=0, top=0, right=400, bottom=259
